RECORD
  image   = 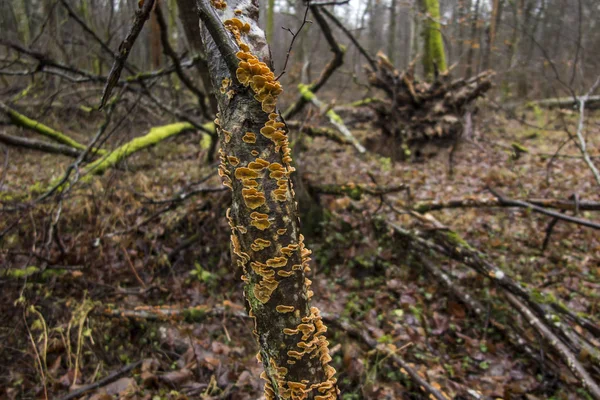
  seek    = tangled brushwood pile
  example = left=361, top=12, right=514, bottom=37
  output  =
left=366, top=53, right=494, bottom=159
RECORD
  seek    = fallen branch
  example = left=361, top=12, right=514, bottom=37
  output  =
left=0, top=132, right=82, bottom=158
left=58, top=360, right=143, bottom=400
left=412, top=195, right=600, bottom=213
left=0, top=102, right=106, bottom=154
left=574, top=75, right=600, bottom=187
left=83, top=121, right=212, bottom=177
left=505, top=292, right=600, bottom=399
left=526, top=95, right=600, bottom=110
left=296, top=84, right=366, bottom=153
left=488, top=187, right=600, bottom=231
left=417, top=255, right=553, bottom=368
left=324, top=316, right=449, bottom=400
left=311, top=182, right=408, bottom=200
left=285, top=120, right=353, bottom=146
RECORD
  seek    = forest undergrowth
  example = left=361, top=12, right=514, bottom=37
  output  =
left=1, top=104, right=599, bottom=400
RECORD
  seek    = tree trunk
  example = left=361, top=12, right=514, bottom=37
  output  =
left=464, top=0, right=480, bottom=78
left=176, top=0, right=219, bottom=114
left=482, top=0, right=502, bottom=71
left=266, top=0, right=275, bottom=43
left=420, top=0, right=447, bottom=80
left=387, top=0, right=397, bottom=65
left=195, top=2, right=338, bottom=399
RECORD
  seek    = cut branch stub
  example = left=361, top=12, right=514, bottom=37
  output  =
left=197, top=1, right=338, bottom=399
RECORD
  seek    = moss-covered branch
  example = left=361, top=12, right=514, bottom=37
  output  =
left=297, top=84, right=366, bottom=153
left=0, top=132, right=83, bottom=158
left=0, top=102, right=106, bottom=154
left=83, top=121, right=213, bottom=177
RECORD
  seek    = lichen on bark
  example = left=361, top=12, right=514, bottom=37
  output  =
left=196, top=1, right=338, bottom=398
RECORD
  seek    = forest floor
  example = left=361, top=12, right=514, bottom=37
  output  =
left=1, top=104, right=599, bottom=400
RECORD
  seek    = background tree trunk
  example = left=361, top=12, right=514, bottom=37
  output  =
left=420, top=0, right=447, bottom=79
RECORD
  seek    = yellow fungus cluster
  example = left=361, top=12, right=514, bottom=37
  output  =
left=216, top=12, right=337, bottom=400
left=251, top=238, right=271, bottom=252
left=210, top=0, right=226, bottom=10
left=250, top=211, right=271, bottom=230
left=242, top=132, right=256, bottom=143
left=218, top=148, right=232, bottom=190
left=235, top=157, right=270, bottom=209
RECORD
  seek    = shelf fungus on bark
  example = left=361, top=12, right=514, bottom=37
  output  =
left=210, top=0, right=226, bottom=10
left=242, top=132, right=256, bottom=143
left=201, top=5, right=339, bottom=399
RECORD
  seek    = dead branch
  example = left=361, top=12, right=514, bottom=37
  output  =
left=0, top=132, right=83, bottom=158
left=416, top=255, right=552, bottom=368
left=285, top=120, right=353, bottom=146
left=283, top=5, right=345, bottom=120
left=0, top=102, right=107, bottom=154
left=311, top=183, right=408, bottom=200
left=100, top=0, right=157, bottom=108
left=505, top=292, right=600, bottom=399
left=319, top=6, right=377, bottom=70
left=324, top=316, right=449, bottom=400
left=412, top=195, right=600, bottom=213
left=154, top=3, right=209, bottom=118
left=574, top=75, right=600, bottom=187
left=488, top=187, right=600, bottom=230
left=58, top=360, right=143, bottom=400
left=526, top=95, right=600, bottom=110
left=295, top=85, right=366, bottom=153
left=276, top=0, right=311, bottom=80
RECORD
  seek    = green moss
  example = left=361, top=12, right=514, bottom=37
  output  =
left=347, top=98, right=378, bottom=107
left=3, top=105, right=105, bottom=154
left=200, top=132, right=213, bottom=150
left=83, top=121, right=211, bottom=177
left=5, top=266, right=40, bottom=278
left=511, top=142, right=529, bottom=153
left=421, top=0, right=447, bottom=79
left=183, top=307, right=207, bottom=322
left=443, top=231, right=473, bottom=250
left=297, top=83, right=315, bottom=101
left=326, top=109, right=344, bottom=125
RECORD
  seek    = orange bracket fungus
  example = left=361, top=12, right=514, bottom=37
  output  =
left=197, top=1, right=338, bottom=399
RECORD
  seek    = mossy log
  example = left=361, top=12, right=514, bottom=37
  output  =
left=0, top=132, right=83, bottom=158
left=527, top=95, right=600, bottom=110
left=0, top=102, right=106, bottom=154
left=83, top=121, right=212, bottom=177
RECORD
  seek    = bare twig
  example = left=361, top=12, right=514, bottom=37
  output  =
left=100, top=0, right=157, bottom=108
left=574, top=75, right=600, bottom=187
left=154, top=3, right=209, bottom=118
left=58, top=360, right=143, bottom=400
left=488, top=187, right=600, bottom=231
left=276, top=1, right=311, bottom=80
left=283, top=5, right=345, bottom=120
